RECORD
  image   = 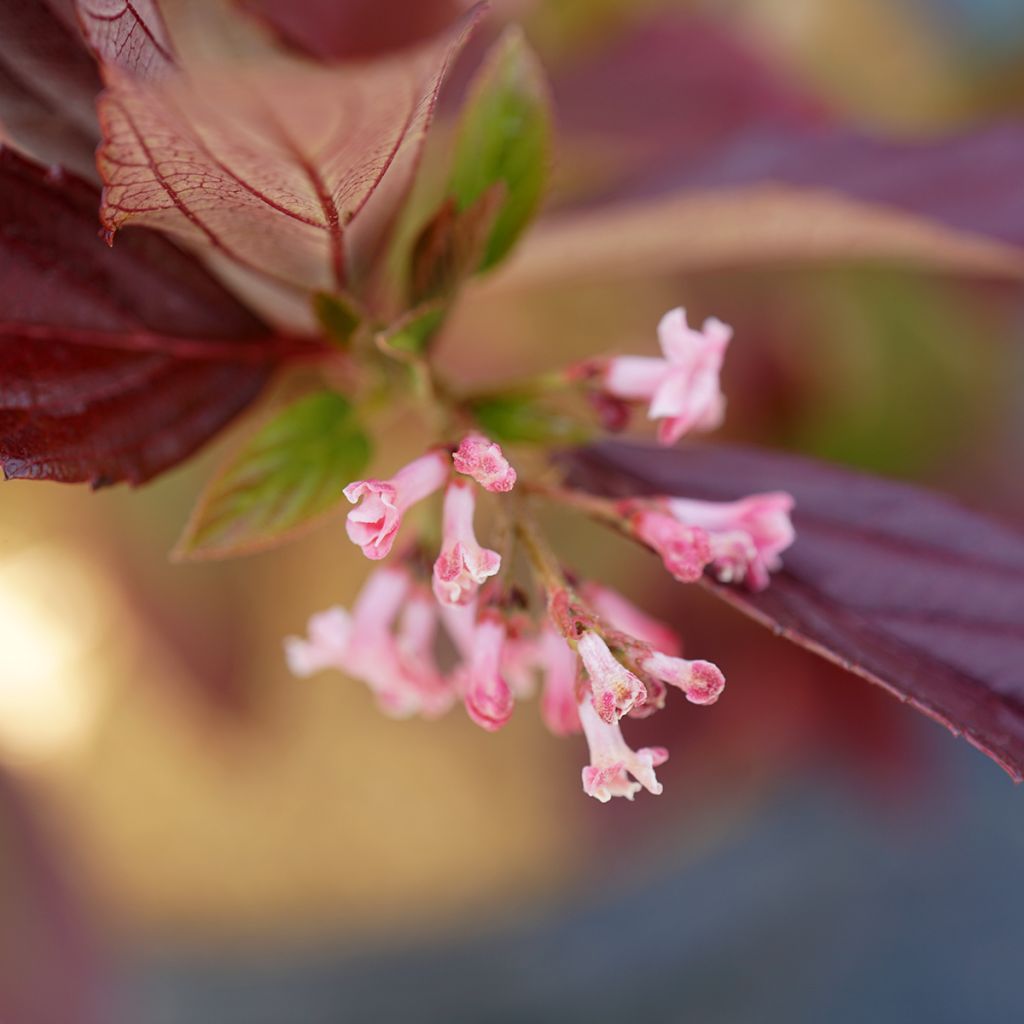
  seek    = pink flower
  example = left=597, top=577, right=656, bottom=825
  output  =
left=538, top=627, right=581, bottom=736
left=284, top=568, right=440, bottom=719
left=583, top=582, right=682, bottom=657
left=432, top=479, right=502, bottom=606
left=452, top=434, right=517, bottom=492
left=576, top=630, right=646, bottom=723
left=668, top=492, right=795, bottom=591
left=343, top=450, right=449, bottom=560
left=640, top=651, right=725, bottom=705
left=579, top=699, right=668, bottom=802
left=284, top=606, right=351, bottom=677
left=603, top=307, right=732, bottom=446
left=630, top=509, right=712, bottom=583
left=464, top=611, right=514, bottom=731
left=394, top=588, right=455, bottom=718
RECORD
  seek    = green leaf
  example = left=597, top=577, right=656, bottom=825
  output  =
left=377, top=302, right=448, bottom=358
left=174, top=391, right=371, bottom=560
left=470, top=394, right=589, bottom=445
left=450, top=26, right=552, bottom=271
left=313, top=292, right=362, bottom=348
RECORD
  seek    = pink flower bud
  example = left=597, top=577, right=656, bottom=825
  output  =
left=452, top=434, right=517, bottom=492
left=640, top=651, right=725, bottom=705
left=579, top=699, right=667, bottom=802
left=432, top=479, right=502, bottom=605
left=576, top=630, right=646, bottom=723
left=538, top=627, right=581, bottom=736
left=583, top=582, right=682, bottom=656
left=603, top=307, right=731, bottom=446
left=464, top=611, right=514, bottom=731
left=668, top=492, right=795, bottom=591
left=343, top=449, right=449, bottom=560
left=630, top=509, right=712, bottom=583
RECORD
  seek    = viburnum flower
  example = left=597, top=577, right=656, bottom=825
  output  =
left=453, top=434, right=518, bottom=492
left=576, top=630, right=647, bottom=723
left=394, top=587, right=455, bottom=718
left=284, top=606, right=351, bottom=678
left=578, top=699, right=668, bottom=803
left=583, top=582, right=682, bottom=657
left=463, top=611, right=515, bottom=731
left=432, top=479, right=502, bottom=605
left=602, top=307, right=732, bottom=446
left=627, top=507, right=713, bottom=583
left=538, top=627, right=581, bottom=736
left=286, top=567, right=430, bottom=717
left=344, top=450, right=450, bottom=560
left=668, top=493, right=797, bottom=591
left=640, top=651, right=726, bottom=705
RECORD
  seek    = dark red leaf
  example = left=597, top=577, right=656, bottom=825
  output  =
left=564, top=440, right=1024, bottom=781
left=0, top=0, right=101, bottom=176
left=236, top=0, right=465, bottom=60
left=0, top=146, right=283, bottom=486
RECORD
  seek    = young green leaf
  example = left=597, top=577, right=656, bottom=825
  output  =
left=313, top=292, right=363, bottom=348
left=175, top=391, right=371, bottom=560
left=450, top=26, right=552, bottom=271
left=377, top=302, right=448, bottom=358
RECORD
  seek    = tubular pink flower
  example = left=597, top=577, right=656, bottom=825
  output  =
left=630, top=509, right=712, bottom=583
left=538, top=627, right=581, bottom=736
left=284, top=606, right=351, bottom=677
left=395, top=588, right=454, bottom=718
left=577, top=630, right=646, bottom=723
left=285, top=568, right=443, bottom=719
left=641, top=651, right=725, bottom=706
left=668, top=492, right=795, bottom=591
left=583, top=582, right=682, bottom=657
left=603, top=307, right=732, bottom=446
left=452, top=433, right=517, bottom=492
left=579, top=699, right=668, bottom=803
left=464, top=612, right=514, bottom=731
left=343, top=449, right=449, bottom=561
left=432, top=479, right=502, bottom=606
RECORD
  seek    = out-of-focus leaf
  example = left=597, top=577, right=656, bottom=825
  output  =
left=409, top=184, right=505, bottom=303
left=549, top=12, right=827, bottom=203
left=481, top=184, right=1024, bottom=293
left=471, top=394, right=587, bottom=445
left=0, top=770, right=104, bottom=1024
left=90, top=1, right=483, bottom=297
left=313, top=291, right=363, bottom=348
left=483, top=14, right=1024, bottom=289
left=450, top=26, right=552, bottom=270
left=0, top=0, right=101, bottom=176
left=377, top=302, right=448, bottom=357
left=175, top=391, right=371, bottom=559
left=565, top=440, right=1024, bottom=781
left=0, top=147, right=281, bottom=486
left=236, top=0, right=465, bottom=60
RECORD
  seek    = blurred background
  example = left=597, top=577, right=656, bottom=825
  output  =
left=3, top=0, right=1024, bottom=1021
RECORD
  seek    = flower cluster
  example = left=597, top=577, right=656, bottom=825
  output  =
left=285, top=310, right=796, bottom=802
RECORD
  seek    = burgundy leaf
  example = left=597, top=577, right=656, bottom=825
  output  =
left=0, top=146, right=284, bottom=486
left=486, top=14, right=1024, bottom=288
left=0, top=0, right=101, bottom=176
left=564, top=441, right=1024, bottom=781
left=87, top=0, right=483, bottom=301
left=236, top=0, right=465, bottom=61
left=75, top=0, right=175, bottom=77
